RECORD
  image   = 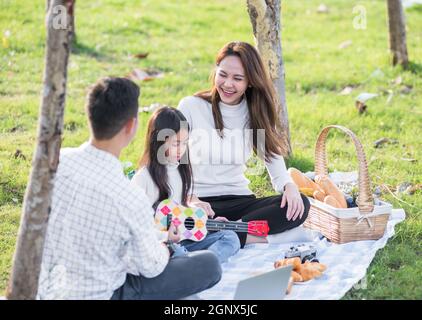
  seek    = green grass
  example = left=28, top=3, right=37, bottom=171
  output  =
left=1, top=0, right=421, bottom=299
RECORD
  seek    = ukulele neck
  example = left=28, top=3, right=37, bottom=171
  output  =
left=205, top=220, right=249, bottom=232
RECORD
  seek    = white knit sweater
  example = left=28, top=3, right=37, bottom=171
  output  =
left=177, top=96, right=293, bottom=197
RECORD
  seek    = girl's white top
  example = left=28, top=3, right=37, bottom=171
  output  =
left=132, top=162, right=183, bottom=205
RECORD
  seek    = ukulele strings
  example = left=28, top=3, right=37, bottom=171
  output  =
left=183, top=221, right=250, bottom=232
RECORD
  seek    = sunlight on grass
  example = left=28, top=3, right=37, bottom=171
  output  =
left=0, top=0, right=421, bottom=298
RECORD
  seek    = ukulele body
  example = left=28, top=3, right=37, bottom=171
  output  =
left=155, top=199, right=270, bottom=242
left=155, top=199, right=209, bottom=241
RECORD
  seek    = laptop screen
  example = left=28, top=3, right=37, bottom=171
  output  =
left=233, top=265, right=292, bottom=300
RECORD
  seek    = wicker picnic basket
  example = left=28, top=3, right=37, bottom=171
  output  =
left=303, top=125, right=392, bottom=243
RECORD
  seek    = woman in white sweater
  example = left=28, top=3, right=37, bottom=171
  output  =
left=177, top=41, right=310, bottom=248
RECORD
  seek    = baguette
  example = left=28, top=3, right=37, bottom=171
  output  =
left=299, top=187, right=314, bottom=197
left=288, top=168, right=323, bottom=192
left=313, top=190, right=326, bottom=202
left=315, top=175, right=347, bottom=208
left=324, top=195, right=342, bottom=208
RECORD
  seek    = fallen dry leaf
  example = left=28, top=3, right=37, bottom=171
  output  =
left=392, top=76, right=402, bottom=85
left=355, top=101, right=367, bottom=114
left=138, top=103, right=165, bottom=113
left=399, top=85, right=412, bottom=94
left=374, top=137, right=399, bottom=148
left=339, top=86, right=353, bottom=95
left=13, top=149, right=26, bottom=160
left=338, top=40, right=352, bottom=49
left=317, top=4, right=329, bottom=13
left=401, top=157, right=417, bottom=163
left=406, top=184, right=422, bottom=195
left=396, top=182, right=412, bottom=194
left=356, top=92, right=378, bottom=103
left=127, top=68, right=164, bottom=81
left=133, top=52, right=149, bottom=59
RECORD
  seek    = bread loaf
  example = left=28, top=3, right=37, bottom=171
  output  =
left=324, top=195, right=342, bottom=208
left=313, top=190, right=326, bottom=202
left=304, top=261, right=327, bottom=272
left=286, top=277, right=294, bottom=294
left=291, top=271, right=303, bottom=282
left=288, top=168, right=323, bottom=192
left=315, top=175, right=347, bottom=208
left=274, top=257, right=301, bottom=270
left=297, top=263, right=323, bottom=281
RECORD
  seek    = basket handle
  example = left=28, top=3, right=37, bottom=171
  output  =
left=314, top=125, right=374, bottom=213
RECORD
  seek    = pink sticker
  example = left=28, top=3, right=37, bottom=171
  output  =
left=160, top=205, right=171, bottom=215
left=194, top=230, right=204, bottom=240
left=172, top=218, right=181, bottom=227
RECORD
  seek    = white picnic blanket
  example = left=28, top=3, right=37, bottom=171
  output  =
left=193, top=208, right=405, bottom=300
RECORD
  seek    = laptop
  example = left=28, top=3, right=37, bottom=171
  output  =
left=233, top=265, right=292, bottom=300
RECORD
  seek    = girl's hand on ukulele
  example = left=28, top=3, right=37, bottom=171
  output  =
left=214, top=216, right=229, bottom=222
left=189, top=199, right=216, bottom=218
left=168, top=223, right=181, bottom=243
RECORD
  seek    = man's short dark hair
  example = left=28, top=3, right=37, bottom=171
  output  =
left=86, top=77, right=140, bottom=140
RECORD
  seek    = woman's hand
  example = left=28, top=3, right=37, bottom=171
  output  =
left=188, top=195, right=216, bottom=218
left=280, top=182, right=304, bottom=221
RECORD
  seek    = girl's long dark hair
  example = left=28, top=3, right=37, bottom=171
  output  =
left=138, top=107, right=193, bottom=207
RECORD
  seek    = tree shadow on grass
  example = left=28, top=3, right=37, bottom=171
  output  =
left=71, top=41, right=111, bottom=61
left=407, top=61, right=422, bottom=75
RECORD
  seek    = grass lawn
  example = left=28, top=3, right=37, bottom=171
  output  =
left=0, top=0, right=421, bottom=299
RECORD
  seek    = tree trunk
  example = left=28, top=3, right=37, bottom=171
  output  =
left=387, top=0, right=409, bottom=67
left=247, top=0, right=292, bottom=156
left=69, top=0, right=76, bottom=45
left=6, top=0, right=74, bottom=300
left=47, top=0, right=76, bottom=44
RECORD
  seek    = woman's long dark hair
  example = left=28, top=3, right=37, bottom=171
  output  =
left=195, top=41, right=289, bottom=161
left=138, top=107, right=193, bottom=207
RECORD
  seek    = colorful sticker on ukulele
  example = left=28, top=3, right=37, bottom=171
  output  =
left=195, top=208, right=205, bottom=218
left=172, top=217, right=181, bottom=227
left=195, top=219, right=205, bottom=229
left=184, top=208, right=193, bottom=217
left=194, top=230, right=204, bottom=240
left=160, top=205, right=171, bottom=216
left=160, top=217, right=168, bottom=228
left=172, top=207, right=181, bottom=216
left=183, top=230, right=192, bottom=239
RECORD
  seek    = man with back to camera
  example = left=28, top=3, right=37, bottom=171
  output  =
left=37, top=77, right=222, bottom=300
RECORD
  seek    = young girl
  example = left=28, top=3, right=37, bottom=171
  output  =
left=131, top=106, right=240, bottom=264
left=177, top=41, right=310, bottom=248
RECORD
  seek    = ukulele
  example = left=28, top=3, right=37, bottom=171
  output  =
left=155, top=199, right=269, bottom=242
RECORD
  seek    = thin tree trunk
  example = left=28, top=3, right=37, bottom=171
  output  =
left=48, top=0, right=76, bottom=44
left=387, top=0, right=409, bottom=67
left=6, top=0, right=74, bottom=300
left=247, top=0, right=292, bottom=156
left=69, top=0, right=76, bottom=45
